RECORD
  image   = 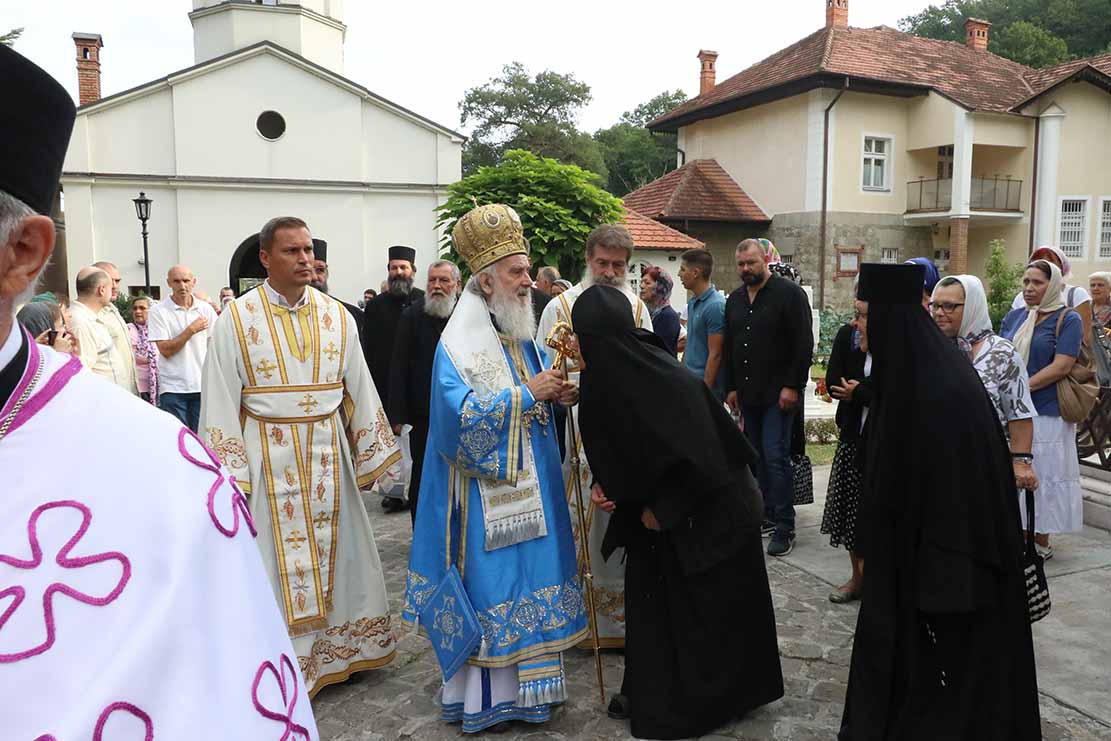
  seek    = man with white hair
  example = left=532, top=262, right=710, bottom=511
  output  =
left=147, top=264, right=218, bottom=431
left=388, top=259, right=461, bottom=526
left=534, top=223, right=652, bottom=649
left=0, top=46, right=316, bottom=738
left=69, top=266, right=134, bottom=393
left=403, top=204, right=586, bottom=734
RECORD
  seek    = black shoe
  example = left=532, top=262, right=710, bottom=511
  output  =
left=486, top=721, right=513, bottom=734
left=767, top=532, right=795, bottom=557
left=760, top=520, right=776, bottom=538
left=607, top=694, right=630, bottom=720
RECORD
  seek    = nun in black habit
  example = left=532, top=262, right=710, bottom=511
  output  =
left=839, top=263, right=1040, bottom=741
left=572, top=285, right=784, bottom=740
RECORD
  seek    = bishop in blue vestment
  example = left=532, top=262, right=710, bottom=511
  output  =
left=403, top=204, right=587, bottom=733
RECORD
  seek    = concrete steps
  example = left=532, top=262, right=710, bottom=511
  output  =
left=1079, top=463, right=1111, bottom=532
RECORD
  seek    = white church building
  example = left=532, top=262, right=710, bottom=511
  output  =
left=60, top=0, right=463, bottom=301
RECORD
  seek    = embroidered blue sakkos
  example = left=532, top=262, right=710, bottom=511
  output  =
left=403, top=337, right=587, bottom=672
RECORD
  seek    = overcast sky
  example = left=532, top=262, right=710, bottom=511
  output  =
left=11, top=0, right=933, bottom=134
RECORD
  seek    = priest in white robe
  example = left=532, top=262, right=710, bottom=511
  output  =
left=201, top=216, right=401, bottom=697
left=403, top=204, right=587, bottom=733
left=1, top=45, right=317, bottom=739
left=535, top=223, right=653, bottom=649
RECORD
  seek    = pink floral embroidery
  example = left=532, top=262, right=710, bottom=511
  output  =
left=34, top=700, right=153, bottom=741
left=178, top=428, right=257, bottom=540
left=252, top=653, right=311, bottom=740
left=0, top=500, right=131, bottom=663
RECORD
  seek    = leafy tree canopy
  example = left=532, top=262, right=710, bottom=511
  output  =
left=984, top=240, right=1025, bottom=331
left=593, top=90, right=688, bottom=196
left=459, top=62, right=606, bottom=180
left=436, top=149, right=624, bottom=282
left=1, top=27, right=23, bottom=47
left=899, top=0, right=1111, bottom=67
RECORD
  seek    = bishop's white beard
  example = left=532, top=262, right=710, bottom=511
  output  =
left=424, top=292, right=457, bottom=319
left=582, top=269, right=634, bottom=297
left=489, top=286, right=536, bottom=340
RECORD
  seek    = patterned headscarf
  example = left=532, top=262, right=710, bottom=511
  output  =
left=1031, top=245, right=1071, bottom=278
left=128, top=314, right=159, bottom=406
left=758, top=238, right=803, bottom=284
left=641, top=265, right=674, bottom=311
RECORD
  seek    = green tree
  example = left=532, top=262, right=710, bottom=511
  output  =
left=459, top=62, right=606, bottom=180
left=1, top=28, right=23, bottom=47
left=436, top=149, right=624, bottom=281
left=992, top=20, right=1071, bottom=68
left=594, top=90, right=688, bottom=196
left=984, top=240, right=1024, bottom=331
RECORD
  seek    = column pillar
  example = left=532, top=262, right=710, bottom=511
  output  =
left=1035, top=104, right=1067, bottom=248
left=949, top=217, right=970, bottom=274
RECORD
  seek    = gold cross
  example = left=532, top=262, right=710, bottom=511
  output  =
left=324, top=342, right=340, bottom=361
left=256, top=358, right=278, bottom=380
left=285, top=530, right=307, bottom=550
left=298, top=394, right=320, bottom=414
left=313, top=510, right=332, bottom=530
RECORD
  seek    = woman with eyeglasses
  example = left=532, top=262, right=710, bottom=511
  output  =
left=930, top=275, right=1037, bottom=493
left=999, top=259, right=1084, bottom=560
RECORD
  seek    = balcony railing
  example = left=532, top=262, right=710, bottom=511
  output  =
left=906, top=176, right=1023, bottom=213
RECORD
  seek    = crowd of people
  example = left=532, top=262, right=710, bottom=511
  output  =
left=1, top=45, right=1068, bottom=740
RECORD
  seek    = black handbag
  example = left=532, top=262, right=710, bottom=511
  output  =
left=1022, top=488, right=1052, bottom=624
left=791, top=454, right=814, bottom=505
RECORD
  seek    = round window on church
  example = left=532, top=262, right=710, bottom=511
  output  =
left=256, top=110, right=286, bottom=141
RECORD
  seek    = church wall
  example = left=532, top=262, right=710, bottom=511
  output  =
left=361, top=101, right=439, bottom=184
left=62, top=117, right=91, bottom=173
left=172, top=53, right=364, bottom=181
left=85, top=89, right=177, bottom=175
left=298, top=14, right=345, bottom=72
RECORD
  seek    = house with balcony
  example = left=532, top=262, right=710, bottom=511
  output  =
left=637, top=0, right=1111, bottom=308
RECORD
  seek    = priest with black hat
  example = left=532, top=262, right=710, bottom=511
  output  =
left=362, top=244, right=424, bottom=511
left=0, top=46, right=318, bottom=737
left=838, top=262, right=1040, bottom=740
left=309, top=238, right=367, bottom=358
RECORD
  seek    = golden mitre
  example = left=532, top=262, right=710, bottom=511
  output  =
left=451, top=203, right=529, bottom=274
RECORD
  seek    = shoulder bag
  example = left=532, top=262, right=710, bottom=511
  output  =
left=1054, top=309, right=1098, bottom=423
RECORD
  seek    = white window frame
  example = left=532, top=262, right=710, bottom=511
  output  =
left=880, top=248, right=899, bottom=264
left=1099, top=197, right=1111, bottom=260
left=861, top=133, right=895, bottom=194
left=1057, top=196, right=1091, bottom=261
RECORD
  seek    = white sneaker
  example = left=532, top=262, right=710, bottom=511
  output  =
left=1035, top=543, right=1053, bottom=561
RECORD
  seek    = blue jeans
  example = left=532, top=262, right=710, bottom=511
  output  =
left=742, top=402, right=796, bottom=537
left=160, top=392, right=201, bottom=432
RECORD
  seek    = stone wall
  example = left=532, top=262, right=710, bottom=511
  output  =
left=770, top=211, right=933, bottom=309
left=664, top=220, right=770, bottom=294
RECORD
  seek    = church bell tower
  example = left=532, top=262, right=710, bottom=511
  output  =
left=189, top=0, right=346, bottom=72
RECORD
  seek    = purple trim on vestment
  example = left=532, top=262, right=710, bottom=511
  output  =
left=93, top=702, right=154, bottom=741
left=252, top=653, right=311, bottom=740
left=0, top=500, right=131, bottom=663
left=177, top=428, right=257, bottom=539
left=2, top=341, right=82, bottom=441
left=0, top=329, right=40, bottom=421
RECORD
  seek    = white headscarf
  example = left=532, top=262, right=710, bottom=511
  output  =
left=933, top=275, right=992, bottom=358
left=1011, top=259, right=1065, bottom=363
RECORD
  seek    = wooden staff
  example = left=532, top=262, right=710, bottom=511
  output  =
left=545, top=320, right=606, bottom=705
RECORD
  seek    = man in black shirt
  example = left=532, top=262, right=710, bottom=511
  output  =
left=363, top=245, right=424, bottom=511
left=388, top=259, right=460, bottom=525
left=724, top=239, right=813, bottom=557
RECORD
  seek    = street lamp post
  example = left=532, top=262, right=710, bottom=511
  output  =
left=132, top=191, right=152, bottom=296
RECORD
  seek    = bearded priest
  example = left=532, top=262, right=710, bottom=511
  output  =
left=534, top=223, right=653, bottom=648
left=403, top=204, right=588, bottom=734
left=200, top=215, right=402, bottom=697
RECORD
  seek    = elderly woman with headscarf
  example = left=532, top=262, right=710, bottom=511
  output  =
left=1010, top=245, right=1093, bottom=345
left=931, top=275, right=1037, bottom=492
left=999, top=259, right=1084, bottom=560
left=639, top=265, right=681, bottom=356
left=127, top=295, right=159, bottom=405
left=1088, top=271, right=1111, bottom=330
left=16, top=300, right=76, bottom=354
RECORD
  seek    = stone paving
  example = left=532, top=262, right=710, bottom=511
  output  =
left=310, top=488, right=1111, bottom=740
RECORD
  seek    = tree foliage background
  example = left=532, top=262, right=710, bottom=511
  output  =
left=458, top=62, right=686, bottom=197
left=984, top=240, right=1025, bottom=330
left=437, top=150, right=624, bottom=282
left=900, top=0, right=1111, bottom=67
left=1, top=28, right=23, bottom=46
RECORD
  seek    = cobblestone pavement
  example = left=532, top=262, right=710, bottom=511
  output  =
left=310, top=494, right=1111, bottom=740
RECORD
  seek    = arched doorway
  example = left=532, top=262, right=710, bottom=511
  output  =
left=228, top=233, right=329, bottom=297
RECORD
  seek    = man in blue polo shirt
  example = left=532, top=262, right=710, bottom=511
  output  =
left=679, top=249, right=726, bottom=399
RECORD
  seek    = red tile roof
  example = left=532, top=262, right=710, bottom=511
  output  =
left=621, top=208, right=705, bottom=251
left=1019, top=52, right=1111, bottom=108
left=621, top=159, right=770, bottom=223
left=650, top=25, right=1052, bottom=130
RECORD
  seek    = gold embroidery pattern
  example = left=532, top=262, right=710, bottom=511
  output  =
left=471, top=578, right=585, bottom=651
left=206, top=427, right=247, bottom=469
left=298, top=615, right=395, bottom=686
left=352, top=408, right=395, bottom=470
left=456, top=394, right=507, bottom=477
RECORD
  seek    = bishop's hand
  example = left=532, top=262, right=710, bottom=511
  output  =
left=526, top=369, right=565, bottom=402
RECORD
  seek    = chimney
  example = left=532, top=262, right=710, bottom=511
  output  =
left=826, top=0, right=849, bottom=29
left=697, top=50, right=719, bottom=96
left=965, top=18, right=991, bottom=51
left=72, top=32, right=104, bottom=105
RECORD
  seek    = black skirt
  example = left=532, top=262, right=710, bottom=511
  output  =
left=821, top=437, right=863, bottom=551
